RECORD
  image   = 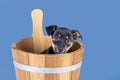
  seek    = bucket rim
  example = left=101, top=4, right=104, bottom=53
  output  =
left=11, top=37, right=84, bottom=56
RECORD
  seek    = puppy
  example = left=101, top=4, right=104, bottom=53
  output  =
left=42, top=25, right=82, bottom=54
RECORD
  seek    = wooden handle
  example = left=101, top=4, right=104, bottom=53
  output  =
left=31, top=9, right=45, bottom=53
left=32, top=9, right=44, bottom=37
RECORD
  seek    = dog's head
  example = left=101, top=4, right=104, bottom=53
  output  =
left=46, top=25, right=82, bottom=54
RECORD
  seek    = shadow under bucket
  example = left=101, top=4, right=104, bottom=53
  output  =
left=11, top=9, right=84, bottom=80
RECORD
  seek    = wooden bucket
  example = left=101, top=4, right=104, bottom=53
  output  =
left=11, top=9, right=84, bottom=80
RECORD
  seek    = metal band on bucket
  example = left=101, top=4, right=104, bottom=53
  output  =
left=13, top=60, right=82, bottom=74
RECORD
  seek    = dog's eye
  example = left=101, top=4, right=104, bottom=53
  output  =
left=54, top=34, right=61, bottom=40
left=58, top=34, right=61, bottom=37
left=66, top=36, right=70, bottom=42
left=66, top=36, right=71, bottom=40
left=66, top=36, right=69, bottom=39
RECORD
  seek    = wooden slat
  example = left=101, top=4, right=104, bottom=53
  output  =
left=12, top=47, right=31, bottom=80
left=71, top=43, right=84, bottom=80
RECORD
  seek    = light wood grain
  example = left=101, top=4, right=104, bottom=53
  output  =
left=31, top=9, right=45, bottom=53
left=12, top=41, right=31, bottom=80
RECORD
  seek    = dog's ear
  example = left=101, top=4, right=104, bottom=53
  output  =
left=46, top=25, right=57, bottom=36
left=71, top=30, right=83, bottom=40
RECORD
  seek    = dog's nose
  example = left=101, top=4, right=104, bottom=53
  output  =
left=60, top=43, right=65, bottom=47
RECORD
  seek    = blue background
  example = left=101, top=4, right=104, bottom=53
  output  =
left=0, top=0, right=120, bottom=80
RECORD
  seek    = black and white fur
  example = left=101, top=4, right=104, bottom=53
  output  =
left=42, top=25, right=82, bottom=54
